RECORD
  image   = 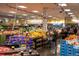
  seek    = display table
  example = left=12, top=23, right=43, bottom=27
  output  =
left=0, top=47, right=39, bottom=56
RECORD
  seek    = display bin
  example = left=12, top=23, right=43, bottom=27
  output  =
left=60, top=39, right=79, bottom=56
left=73, top=47, right=79, bottom=56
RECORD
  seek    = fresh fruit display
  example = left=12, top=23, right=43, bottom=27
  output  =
left=65, top=34, right=77, bottom=40
left=73, top=42, right=79, bottom=45
left=29, top=28, right=46, bottom=39
left=0, top=46, right=12, bottom=52
left=0, top=30, right=19, bottom=35
left=64, top=34, right=79, bottom=45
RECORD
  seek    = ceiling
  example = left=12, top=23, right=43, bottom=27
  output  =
left=0, top=3, right=78, bottom=19
left=0, top=3, right=65, bottom=19
left=66, top=4, right=79, bottom=18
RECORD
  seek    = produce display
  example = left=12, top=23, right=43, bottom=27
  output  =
left=0, top=30, right=19, bottom=35
left=0, top=46, right=12, bottom=56
left=0, top=46, right=39, bottom=56
left=60, top=35, right=79, bottom=56
left=0, top=26, right=48, bottom=51
left=0, top=46, right=12, bottom=52
left=64, top=34, right=79, bottom=47
left=65, top=34, right=77, bottom=40
left=9, top=35, right=26, bottom=44
left=29, top=28, right=47, bottom=39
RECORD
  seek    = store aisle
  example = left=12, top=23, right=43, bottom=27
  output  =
left=37, top=48, right=53, bottom=56
left=37, top=39, right=60, bottom=56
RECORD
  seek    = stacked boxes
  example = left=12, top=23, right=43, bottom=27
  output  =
left=60, top=39, right=79, bottom=56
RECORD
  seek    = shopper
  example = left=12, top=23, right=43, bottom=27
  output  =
left=60, top=29, right=68, bottom=39
left=69, top=28, right=74, bottom=35
left=73, top=27, right=77, bottom=34
left=52, top=29, right=58, bottom=55
left=47, top=30, right=53, bottom=48
left=77, top=29, right=79, bottom=36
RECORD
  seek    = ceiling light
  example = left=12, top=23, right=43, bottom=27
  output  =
left=32, top=10, right=39, bottom=13
left=72, top=16, right=77, bottom=19
left=58, top=3, right=67, bottom=6
left=48, top=16, right=52, bottom=17
left=72, top=19, right=79, bottom=23
left=27, top=19, right=43, bottom=24
left=8, top=14, right=13, bottom=16
left=70, top=15, right=75, bottom=17
left=53, top=17, right=57, bottom=19
left=64, top=9, right=70, bottom=11
left=9, top=11, right=16, bottom=14
left=72, top=19, right=77, bottom=22
left=18, top=6, right=27, bottom=8
left=68, top=12, right=73, bottom=15
left=22, top=14, right=27, bottom=16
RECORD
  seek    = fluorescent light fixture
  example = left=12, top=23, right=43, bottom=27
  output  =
left=8, top=14, right=13, bottom=16
left=48, top=16, right=52, bottom=17
left=72, top=17, right=77, bottom=19
left=64, top=9, right=70, bottom=11
left=72, top=19, right=77, bottom=22
left=72, top=17, right=79, bottom=23
left=68, top=12, right=73, bottom=15
left=53, top=17, right=56, bottom=19
left=27, top=19, right=43, bottom=24
left=9, top=11, right=16, bottom=14
left=22, top=14, right=27, bottom=16
left=32, top=10, right=39, bottom=13
left=70, top=15, right=75, bottom=17
left=58, top=3, right=67, bottom=6
left=18, top=6, right=27, bottom=8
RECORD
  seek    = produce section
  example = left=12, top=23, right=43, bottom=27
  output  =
left=0, top=3, right=79, bottom=56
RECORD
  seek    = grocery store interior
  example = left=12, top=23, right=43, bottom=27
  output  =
left=0, top=3, right=79, bottom=56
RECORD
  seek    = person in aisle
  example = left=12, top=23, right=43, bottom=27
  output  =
left=47, top=30, right=53, bottom=48
left=73, top=27, right=77, bottom=34
left=69, top=28, right=75, bottom=35
left=77, top=29, right=79, bottom=36
left=60, top=29, right=68, bottom=39
left=52, top=29, right=59, bottom=55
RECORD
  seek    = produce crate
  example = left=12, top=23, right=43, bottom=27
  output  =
left=73, top=47, right=79, bottom=56
left=60, top=39, right=79, bottom=56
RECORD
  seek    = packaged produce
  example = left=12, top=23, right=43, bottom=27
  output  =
left=65, top=34, right=77, bottom=40
left=65, top=34, right=77, bottom=45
